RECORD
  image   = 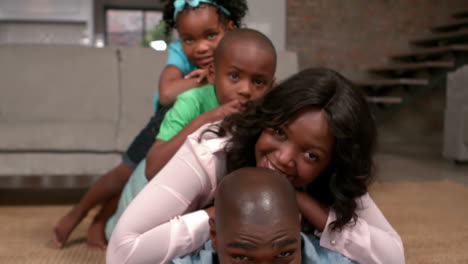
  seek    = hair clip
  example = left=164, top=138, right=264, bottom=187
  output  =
left=173, top=0, right=231, bottom=21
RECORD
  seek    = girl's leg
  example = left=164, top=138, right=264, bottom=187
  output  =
left=52, top=112, right=161, bottom=248
left=52, top=162, right=132, bottom=248
left=87, top=194, right=120, bottom=250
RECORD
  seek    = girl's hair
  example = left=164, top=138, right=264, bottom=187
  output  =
left=162, top=0, right=248, bottom=35
left=217, top=68, right=377, bottom=230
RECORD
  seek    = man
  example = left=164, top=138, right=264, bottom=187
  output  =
left=171, top=167, right=355, bottom=264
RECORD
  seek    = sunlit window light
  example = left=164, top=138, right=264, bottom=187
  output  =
left=150, top=40, right=167, bottom=51
left=95, top=39, right=104, bottom=48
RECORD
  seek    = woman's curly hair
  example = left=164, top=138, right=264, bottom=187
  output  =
left=161, top=0, right=248, bottom=35
left=215, top=68, right=377, bottom=231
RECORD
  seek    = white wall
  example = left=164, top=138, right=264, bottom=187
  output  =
left=0, top=0, right=94, bottom=45
left=245, top=0, right=286, bottom=51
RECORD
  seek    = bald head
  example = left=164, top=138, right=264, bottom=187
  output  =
left=212, top=168, right=302, bottom=263
left=214, top=28, right=277, bottom=71
left=215, top=167, right=299, bottom=227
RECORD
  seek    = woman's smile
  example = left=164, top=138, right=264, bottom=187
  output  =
left=258, top=154, right=298, bottom=187
left=255, top=107, right=335, bottom=188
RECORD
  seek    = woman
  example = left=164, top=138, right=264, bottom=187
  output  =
left=107, top=68, right=405, bottom=264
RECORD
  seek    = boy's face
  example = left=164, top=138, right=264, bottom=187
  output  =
left=211, top=41, right=275, bottom=109
left=177, top=5, right=234, bottom=69
left=211, top=218, right=302, bottom=264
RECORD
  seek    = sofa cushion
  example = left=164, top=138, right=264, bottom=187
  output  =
left=116, top=47, right=167, bottom=152
left=0, top=45, right=120, bottom=151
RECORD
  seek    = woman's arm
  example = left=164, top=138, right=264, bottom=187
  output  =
left=296, top=191, right=329, bottom=232
left=145, top=100, right=241, bottom=179
left=106, top=138, right=217, bottom=264
left=158, top=66, right=207, bottom=106
left=319, top=193, right=405, bottom=264
left=144, top=115, right=206, bottom=180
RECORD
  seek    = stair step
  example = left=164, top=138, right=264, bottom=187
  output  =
left=432, top=18, right=468, bottom=32
left=354, top=78, right=429, bottom=87
left=411, top=28, right=468, bottom=46
left=390, top=44, right=468, bottom=60
left=369, top=61, right=454, bottom=73
left=366, top=96, right=402, bottom=104
left=453, top=10, right=468, bottom=19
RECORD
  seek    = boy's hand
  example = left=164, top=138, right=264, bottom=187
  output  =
left=202, top=100, right=242, bottom=123
left=184, top=69, right=209, bottom=85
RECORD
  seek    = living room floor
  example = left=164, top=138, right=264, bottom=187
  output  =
left=376, top=143, right=468, bottom=185
left=0, top=143, right=467, bottom=263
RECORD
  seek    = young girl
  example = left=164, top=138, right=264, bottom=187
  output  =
left=52, top=0, right=248, bottom=250
left=106, top=68, right=405, bottom=263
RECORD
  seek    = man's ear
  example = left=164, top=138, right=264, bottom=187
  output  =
left=207, top=63, right=215, bottom=84
left=209, top=218, right=218, bottom=251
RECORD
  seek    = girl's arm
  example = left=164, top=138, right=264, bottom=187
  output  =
left=145, top=100, right=241, bottom=179
left=106, top=135, right=220, bottom=264
left=158, top=65, right=207, bottom=106
left=298, top=192, right=405, bottom=263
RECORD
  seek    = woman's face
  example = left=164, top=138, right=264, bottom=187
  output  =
left=255, top=107, right=335, bottom=188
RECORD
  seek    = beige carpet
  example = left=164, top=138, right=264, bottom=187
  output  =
left=0, top=206, right=105, bottom=264
left=0, top=180, right=467, bottom=264
left=370, top=181, right=468, bottom=264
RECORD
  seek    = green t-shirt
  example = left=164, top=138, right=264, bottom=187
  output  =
left=156, top=84, right=219, bottom=141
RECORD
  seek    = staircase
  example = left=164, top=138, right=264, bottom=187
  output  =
left=356, top=10, right=468, bottom=123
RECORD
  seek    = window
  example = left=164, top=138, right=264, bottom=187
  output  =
left=106, top=9, right=162, bottom=47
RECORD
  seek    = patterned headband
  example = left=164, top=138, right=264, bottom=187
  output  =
left=173, top=0, right=231, bottom=21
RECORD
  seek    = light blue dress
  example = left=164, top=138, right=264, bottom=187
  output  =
left=153, top=40, right=198, bottom=110
left=105, top=160, right=149, bottom=240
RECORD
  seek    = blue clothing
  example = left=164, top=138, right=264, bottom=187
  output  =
left=305, top=234, right=356, bottom=264
left=167, top=40, right=198, bottom=76
left=105, top=160, right=149, bottom=240
left=153, top=40, right=199, bottom=110
left=170, top=233, right=356, bottom=264
left=121, top=106, right=170, bottom=169
left=106, top=85, right=217, bottom=238
left=132, top=40, right=197, bottom=166
left=110, top=40, right=200, bottom=236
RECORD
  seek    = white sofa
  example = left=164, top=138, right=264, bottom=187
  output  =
left=0, top=44, right=298, bottom=176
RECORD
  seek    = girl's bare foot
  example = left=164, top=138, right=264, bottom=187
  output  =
left=52, top=208, right=85, bottom=248
left=86, top=221, right=107, bottom=250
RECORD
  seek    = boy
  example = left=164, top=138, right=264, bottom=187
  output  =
left=104, top=28, right=277, bottom=240
left=144, top=28, right=277, bottom=178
